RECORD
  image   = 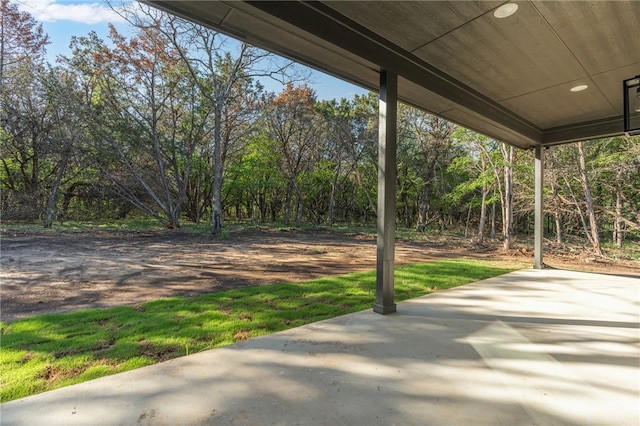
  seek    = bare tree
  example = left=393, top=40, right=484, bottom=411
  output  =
left=0, top=1, right=64, bottom=224
left=114, top=2, right=304, bottom=235
left=576, top=141, right=603, bottom=255
left=40, top=68, right=90, bottom=227
left=0, top=0, right=49, bottom=87
left=266, top=83, right=323, bottom=226
left=501, top=143, right=515, bottom=249
left=66, top=26, right=204, bottom=228
left=476, top=148, right=490, bottom=244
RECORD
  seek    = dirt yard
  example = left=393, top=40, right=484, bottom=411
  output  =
left=2, top=228, right=638, bottom=322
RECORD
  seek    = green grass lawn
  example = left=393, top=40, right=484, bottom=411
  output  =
left=0, top=259, right=521, bottom=402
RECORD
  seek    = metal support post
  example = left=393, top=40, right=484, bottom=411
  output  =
left=374, top=70, right=398, bottom=314
left=534, top=145, right=544, bottom=269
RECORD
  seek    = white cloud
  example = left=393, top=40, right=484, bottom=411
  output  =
left=17, top=0, right=127, bottom=24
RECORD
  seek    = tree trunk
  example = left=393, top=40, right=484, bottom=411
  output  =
left=295, top=199, right=303, bottom=227
left=576, top=141, right=603, bottom=256
left=211, top=107, right=223, bottom=236
left=353, top=165, right=377, bottom=216
left=327, top=163, right=340, bottom=226
left=477, top=152, right=488, bottom=245
left=60, top=181, right=83, bottom=220
left=464, top=202, right=472, bottom=239
left=551, top=181, right=563, bottom=244
left=477, top=190, right=487, bottom=245
left=294, top=179, right=304, bottom=227
left=416, top=184, right=429, bottom=232
left=554, top=209, right=563, bottom=245
left=168, top=207, right=181, bottom=229
left=614, top=175, right=624, bottom=248
left=43, top=153, right=70, bottom=228
left=258, top=193, right=267, bottom=223
left=501, top=144, right=514, bottom=250
left=490, top=200, right=496, bottom=239
left=283, top=175, right=295, bottom=225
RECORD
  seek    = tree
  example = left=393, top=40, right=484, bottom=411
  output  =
left=591, top=136, right=640, bottom=247
left=546, top=137, right=640, bottom=251
left=445, top=134, right=502, bottom=242
left=266, top=83, right=323, bottom=226
left=317, top=96, right=378, bottom=225
left=576, top=141, right=603, bottom=255
left=501, top=143, right=515, bottom=249
left=344, top=93, right=379, bottom=219
left=400, top=107, right=457, bottom=231
left=39, top=67, right=91, bottom=227
left=224, top=135, right=285, bottom=223
left=546, top=148, right=565, bottom=244
left=114, top=3, right=302, bottom=235
left=0, top=0, right=59, bottom=224
left=67, top=26, right=203, bottom=228
left=0, top=0, right=49, bottom=87
left=1, top=64, right=87, bottom=228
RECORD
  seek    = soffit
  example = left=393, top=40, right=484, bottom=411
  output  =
left=148, top=1, right=640, bottom=148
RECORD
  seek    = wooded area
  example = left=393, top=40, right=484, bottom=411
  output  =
left=2, top=0, right=639, bottom=255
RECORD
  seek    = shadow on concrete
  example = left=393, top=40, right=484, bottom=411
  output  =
left=2, top=269, right=639, bottom=425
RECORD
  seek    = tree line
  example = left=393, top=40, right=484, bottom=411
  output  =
left=1, top=0, right=639, bottom=255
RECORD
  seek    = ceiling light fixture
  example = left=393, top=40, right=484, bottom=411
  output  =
left=493, top=3, right=519, bottom=19
left=570, top=85, right=588, bottom=92
left=623, top=75, right=640, bottom=134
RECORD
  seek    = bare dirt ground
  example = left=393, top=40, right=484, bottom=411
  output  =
left=2, top=228, right=639, bottom=322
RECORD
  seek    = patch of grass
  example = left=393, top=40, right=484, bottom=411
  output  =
left=217, top=230, right=231, bottom=240
left=0, top=259, right=521, bottom=402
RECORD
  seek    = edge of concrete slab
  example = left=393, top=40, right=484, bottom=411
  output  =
left=2, top=269, right=639, bottom=425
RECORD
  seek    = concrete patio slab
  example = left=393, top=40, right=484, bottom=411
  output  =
left=2, top=268, right=639, bottom=425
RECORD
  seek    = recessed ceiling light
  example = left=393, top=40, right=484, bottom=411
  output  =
left=493, top=3, right=519, bottom=19
left=570, top=85, right=589, bottom=92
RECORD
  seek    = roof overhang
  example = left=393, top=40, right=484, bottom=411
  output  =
left=147, top=1, right=640, bottom=149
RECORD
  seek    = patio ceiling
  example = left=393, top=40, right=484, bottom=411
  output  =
left=148, top=1, right=640, bottom=149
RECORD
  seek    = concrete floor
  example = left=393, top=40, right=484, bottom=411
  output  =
left=2, top=268, right=639, bottom=425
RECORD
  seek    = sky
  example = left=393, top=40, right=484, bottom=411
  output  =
left=15, top=0, right=369, bottom=101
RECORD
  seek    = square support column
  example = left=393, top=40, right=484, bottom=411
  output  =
left=374, top=70, right=398, bottom=315
left=534, top=145, right=544, bottom=269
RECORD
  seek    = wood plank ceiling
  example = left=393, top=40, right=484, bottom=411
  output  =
left=148, top=1, right=640, bottom=149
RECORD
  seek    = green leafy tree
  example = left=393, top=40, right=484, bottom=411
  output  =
left=223, top=135, right=285, bottom=223
left=399, top=106, right=457, bottom=232
left=317, top=96, right=377, bottom=224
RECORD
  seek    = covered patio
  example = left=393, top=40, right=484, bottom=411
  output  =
left=3, top=269, right=638, bottom=424
left=147, top=0, right=639, bottom=314
left=3, top=2, right=638, bottom=424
